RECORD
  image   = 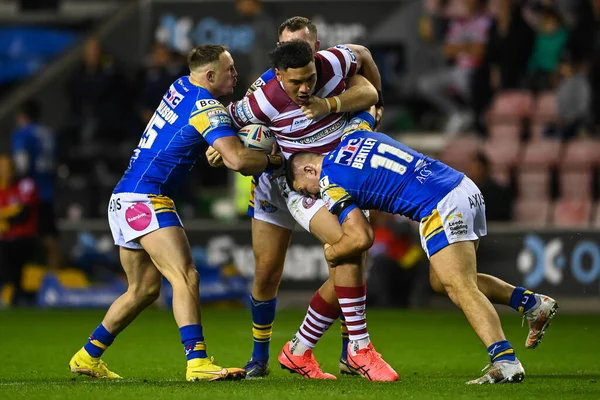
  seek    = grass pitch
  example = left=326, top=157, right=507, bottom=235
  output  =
left=0, top=308, right=598, bottom=399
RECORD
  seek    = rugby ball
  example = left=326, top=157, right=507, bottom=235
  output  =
left=238, top=124, right=275, bottom=152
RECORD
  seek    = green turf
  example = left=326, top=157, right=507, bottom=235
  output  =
left=0, top=308, right=598, bottom=399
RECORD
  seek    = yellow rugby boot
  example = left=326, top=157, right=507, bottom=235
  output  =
left=186, top=357, right=246, bottom=382
left=69, top=348, right=122, bottom=379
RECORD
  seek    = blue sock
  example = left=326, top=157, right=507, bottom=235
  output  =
left=487, top=340, right=516, bottom=363
left=251, top=296, right=277, bottom=361
left=509, top=287, right=536, bottom=313
left=340, top=313, right=349, bottom=360
left=83, top=324, right=115, bottom=358
left=180, top=324, right=207, bottom=361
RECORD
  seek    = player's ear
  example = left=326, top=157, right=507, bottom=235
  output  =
left=314, top=40, right=321, bottom=52
left=276, top=41, right=281, bottom=47
left=275, top=68, right=282, bottom=82
left=206, top=70, right=214, bottom=83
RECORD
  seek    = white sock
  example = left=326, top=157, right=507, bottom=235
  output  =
left=290, top=335, right=311, bottom=355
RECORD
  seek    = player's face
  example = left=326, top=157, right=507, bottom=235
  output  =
left=276, top=62, right=317, bottom=106
left=279, top=27, right=320, bottom=53
left=213, top=51, right=238, bottom=97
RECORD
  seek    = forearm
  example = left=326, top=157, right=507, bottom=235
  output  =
left=325, top=79, right=377, bottom=114
left=325, top=234, right=370, bottom=264
left=222, top=148, right=282, bottom=176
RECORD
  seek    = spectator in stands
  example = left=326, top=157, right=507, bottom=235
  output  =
left=489, top=0, right=535, bottom=90
left=11, top=101, right=62, bottom=271
left=417, top=0, right=493, bottom=135
left=65, top=37, right=130, bottom=146
left=136, top=42, right=186, bottom=125
left=468, top=152, right=513, bottom=221
left=544, top=52, right=592, bottom=140
left=525, top=5, right=568, bottom=92
left=234, top=0, right=276, bottom=94
left=0, top=154, right=40, bottom=306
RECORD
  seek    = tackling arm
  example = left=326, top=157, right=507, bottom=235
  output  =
left=324, top=207, right=374, bottom=266
left=210, top=135, right=283, bottom=176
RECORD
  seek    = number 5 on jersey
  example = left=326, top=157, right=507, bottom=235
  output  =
left=139, top=113, right=166, bottom=149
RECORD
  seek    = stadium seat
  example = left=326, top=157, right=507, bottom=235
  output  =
left=487, top=91, right=534, bottom=124
left=552, top=198, right=592, bottom=227
left=520, top=139, right=562, bottom=168
left=517, top=169, right=551, bottom=199
left=559, top=169, right=593, bottom=199
left=488, top=123, right=522, bottom=142
left=531, top=91, right=557, bottom=122
left=439, top=136, right=482, bottom=173
left=482, top=139, right=521, bottom=169
left=513, top=198, right=551, bottom=227
left=562, top=139, right=600, bottom=169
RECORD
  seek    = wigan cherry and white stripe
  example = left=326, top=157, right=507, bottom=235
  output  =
left=227, top=46, right=357, bottom=157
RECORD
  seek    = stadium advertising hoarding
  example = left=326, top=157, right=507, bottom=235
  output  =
left=59, top=225, right=600, bottom=296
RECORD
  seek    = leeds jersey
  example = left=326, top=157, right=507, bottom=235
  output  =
left=320, top=114, right=464, bottom=224
left=114, top=76, right=236, bottom=197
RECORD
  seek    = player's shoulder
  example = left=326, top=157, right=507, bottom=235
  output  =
left=246, top=69, right=276, bottom=95
left=316, top=45, right=357, bottom=63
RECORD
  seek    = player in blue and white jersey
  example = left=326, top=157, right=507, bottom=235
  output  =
left=286, top=109, right=559, bottom=385
left=69, top=45, right=283, bottom=382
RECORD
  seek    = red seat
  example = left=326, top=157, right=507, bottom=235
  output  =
left=520, top=140, right=562, bottom=168
left=482, top=140, right=521, bottom=169
left=439, top=136, right=482, bottom=173
left=517, top=169, right=551, bottom=199
left=531, top=91, right=557, bottom=123
left=513, top=198, right=551, bottom=227
left=488, top=123, right=522, bottom=142
left=559, top=169, right=593, bottom=199
left=552, top=198, right=592, bottom=227
left=562, top=139, right=600, bottom=169
left=487, top=91, right=534, bottom=124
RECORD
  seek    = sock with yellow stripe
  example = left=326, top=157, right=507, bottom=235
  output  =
left=83, top=324, right=115, bottom=358
left=488, top=340, right=516, bottom=363
left=251, top=296, right=277, bottom=361
left=509, top=287, right=536, bottom=313
left=180, top=324, right=207, bottom=360
left=340, top=313, right=349, bottom=360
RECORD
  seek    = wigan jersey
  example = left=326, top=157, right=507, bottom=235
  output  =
left=114, top=76, right=236, bottom=197
left=228, top=45, right=358, bottom=157
left=320, top=125, right=464, bottom=224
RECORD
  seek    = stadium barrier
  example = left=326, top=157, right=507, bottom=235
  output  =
left=56, top=221, right=600, bottom=298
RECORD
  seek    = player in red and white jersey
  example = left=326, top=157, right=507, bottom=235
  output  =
left=224, top=37, right=398, bottom=382
left=228, top=43, right=359, bottom=157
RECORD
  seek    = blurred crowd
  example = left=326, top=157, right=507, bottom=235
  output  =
left=419, top=0, right=600, bottom=137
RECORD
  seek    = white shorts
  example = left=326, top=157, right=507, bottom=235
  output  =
left=108, top=192, right=183, bottom=250
left=418, top=176, right=487, bottom=258
left=248, top=172, right=325, bottom=232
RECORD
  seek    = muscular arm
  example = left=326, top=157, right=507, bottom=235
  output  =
left=303, top=74, right=377, bottom=119
left=345, top=44, right=382, bottom=92
left=324, top=207, right=374, bottom=265
left=344, top=44, right=384, bottom=126
left=210, top=135, right=282, bottom=176
left=329, top=74, right=378, bottom=113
